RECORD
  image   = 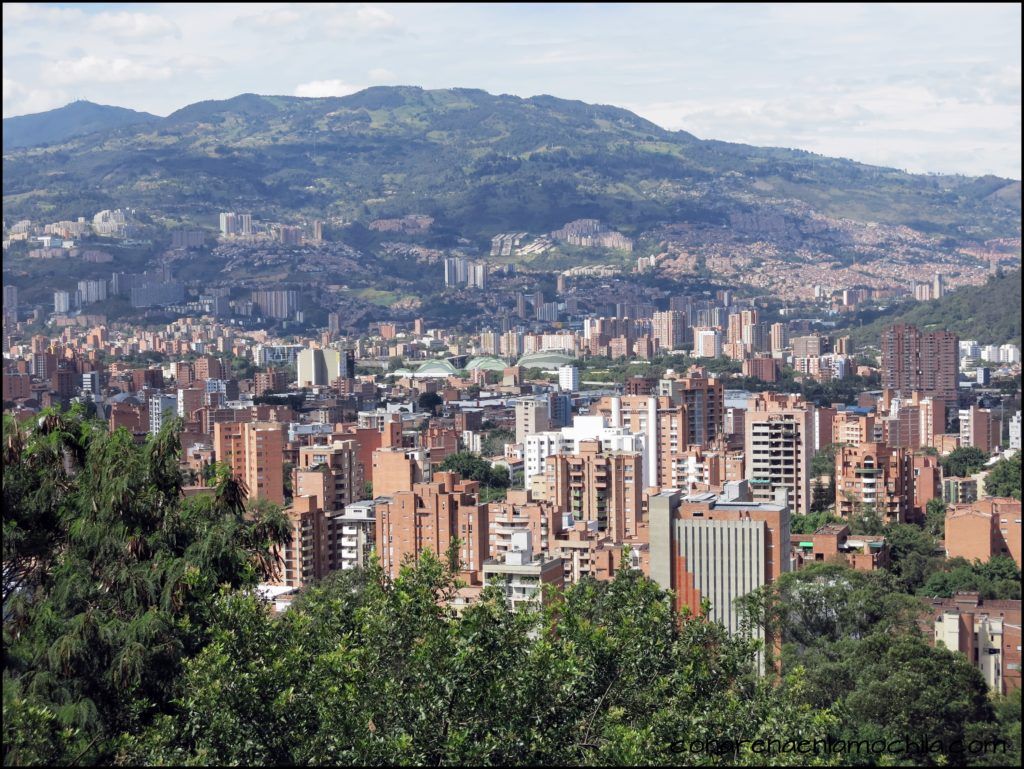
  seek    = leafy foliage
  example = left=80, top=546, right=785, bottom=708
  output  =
left=984, top=451, right=1021, bottom=499
left=739, top=563, right=1013, bottom=766
left=121, top=554, right=839, bottom=766
left=941, top=446, right=990, bottom=479
left=2, top=410, right=289, bottom=765
left=918, top=556, right=1022, bottom=600
left=439, top=450, right=510, bottom=489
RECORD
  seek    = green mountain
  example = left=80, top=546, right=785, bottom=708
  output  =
left=2, top=99, right=160, bottom=152
left=2, top=87, right=1020, bottom=249
left=841, top=269, right=1022, bottom=347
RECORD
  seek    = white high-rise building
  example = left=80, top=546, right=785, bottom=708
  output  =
left=999, top=344, right=1020, bottom=364
left=694, top=327, right=722, bottom=359
left=149, top=394, right=177, bottom=435
left=54, top=290, right=71, bottom=314
left=1009, top=412, right=1021, bottom=451
left=558, top=364, right=580, bottom=392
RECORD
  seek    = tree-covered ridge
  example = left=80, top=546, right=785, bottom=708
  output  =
left=3, top=88, right=1019, bottom=245
left=1, top=100, right=159, bottom=152
left=842, top=270, right=1023, bottom=347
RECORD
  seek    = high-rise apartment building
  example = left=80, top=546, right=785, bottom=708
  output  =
left=213, top=421, right=287, bottom=505
left=835, top=442, right=912, bottom=524
left=881, top=324, right=958, bottom=399
left=558, top=364, right=580, bottom=392
left=375, top=472, right=488, bottom=583
left=515, top=398, right=552, bottom=443
left=540, top=440, right=642, bottom=542
left=744, top=393, right=814, bottom=515
left=659, top=368, right=724, bottom=449
left=295, top=439, right=363, bottom=512
left=652, top=310, right=687, bottom=352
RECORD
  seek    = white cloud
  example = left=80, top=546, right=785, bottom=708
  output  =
left=2, top=3, right=83, bottom=26
left=89, top=11, right=180, bottom=40
left=368, top=68, right=397, bottom=83
left=3, top=77, right=70, bottom=117
left=45, top=56, right=174, bottom=86
left=294, top=79, right=362, bottom=98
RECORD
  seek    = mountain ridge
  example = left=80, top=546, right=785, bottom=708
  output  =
left=2, top=99, right=160, bottom=151
left=2, top=87, right=1019, bottom=252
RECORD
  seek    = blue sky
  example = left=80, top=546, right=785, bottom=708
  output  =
left=3, top=2, right=1020, bottom=178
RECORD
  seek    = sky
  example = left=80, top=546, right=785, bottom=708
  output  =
left=3, top=2, right=1021, bottom=179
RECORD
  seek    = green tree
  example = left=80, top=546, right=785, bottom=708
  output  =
left=739, top=563, right=1007, bottom=766
left=480, top=428, right=515, bottom=457
left=924, top=497, right=948, bottom=539
left=984, top=451, right=1021, bottom=499
left=790, top=510, right=843, bottom=535
left=123, top=554, right=840, bottom=766
left=942, top=446, right=989, bottom=478
left=416, top=391, right=443, bottom=414
left=883, top=522, right=941, bottom=592
left=919, top=556, right=1022, bottom=600
left=439, top=451, right=510, bottom=489
left=848, top=504, right=885, bottom=535
left=2, top=411, right=289, bottom=765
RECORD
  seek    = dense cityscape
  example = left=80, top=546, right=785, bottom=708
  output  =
left=3, top=3, right=1022, bottom=767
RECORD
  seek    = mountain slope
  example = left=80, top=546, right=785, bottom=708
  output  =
left=2, top=87, right=1019, bottom=249
left=842, top=269, right=1022, bottom=347
left=2, top=100, right=160, bottom=151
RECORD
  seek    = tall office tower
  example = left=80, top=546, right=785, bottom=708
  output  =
left=770, top=322, right=788, bottom=355
left=516, top=292, right=527, bottom=319
left=556, top=274, right=568, bottom=294
left=649, top=482, right=789, bottom=639
left=932, top=272, right=944, bottom=300
left=533, top=290, right=544, bottom=320
left=341, top=348, right=355, bottom=380
left=652, top=310, right=687, bottom=352
left=835, top=442, right=912, bottom=524
left=375, top=472, right=488, bottom=583
left=659, top=368, right=724, bottom=450
left=1010, top=412, right=1021, bottom=451
left=693, top=327, right=722, bottom=359
left=744, top=393, right=814, bottom=515
left=542, top=441, right=643, bottom=542
left=312, top=220, right=324, bottom=242
left=558, top=364, right=580, bottom=392
left=516, top=398, right=553, bottom=443
left=213, top=421, right=287, bottom=505
left=881, top=324, right=959, bottom=399
left=238, top=213, right=253, bottom=236
left=3, top=285, right=17, bottom=310
left=328, top=312, right=341, bottom=337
